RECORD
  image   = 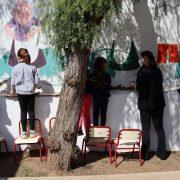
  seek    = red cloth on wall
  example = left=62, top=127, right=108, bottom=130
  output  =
left=169, top=44, right=179, bottom=62
left=157, top=44, right=179, bottom=63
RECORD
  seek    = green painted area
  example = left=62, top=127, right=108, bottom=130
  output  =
left=0, top=42, right=140, bottom=80
left=109, top=41, right=139, bottom=71
left=39, top=48, right=64, bottom=77
left=0, top=52, right=12, bottom=79
left=88, top=48, right=116, bottom=77
left=175, top=62, right=180, bottom=79
left=89, top=41, right=140, bottom=77
left=0, top=48, right=64, bottom=79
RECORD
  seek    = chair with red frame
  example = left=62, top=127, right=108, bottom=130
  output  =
left=82, top=126, right=112, bottom=163
left=45, top=117, right=56, bottom=160
left=0, top=135, right=9, bottom=153
left=111, top=129, right=142, bottom=167
left=14, top=119, right=45, bottom=161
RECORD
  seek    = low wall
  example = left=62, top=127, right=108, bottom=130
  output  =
left=0, top=90, right=180, bottom=152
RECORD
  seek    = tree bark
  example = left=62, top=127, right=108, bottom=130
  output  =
left=46, top=7, right=107, bottom=171
left=47, top=47, right=90, bottom=171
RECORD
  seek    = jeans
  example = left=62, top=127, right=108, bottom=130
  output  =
left=140, top=108, right=166, bottom=158
left=93, top=97, right=109, bottom=126
left=17, top=94, right=35, bottom=132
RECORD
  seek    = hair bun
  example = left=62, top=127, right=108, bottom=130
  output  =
left=17, top=48, right=31, bottom=64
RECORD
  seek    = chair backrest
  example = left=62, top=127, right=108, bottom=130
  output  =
left=88, top=126, right=111, bottom=139
left=19, top=119, right=42, bottom=136
left=49, top=117, right=56, bottom=131
left=117, top=129, right=142, bottom=144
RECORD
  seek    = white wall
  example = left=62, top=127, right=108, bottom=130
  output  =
left=106, top=90, right=180, bottom=151
left=1, top=90, right=180, bottom=152
left=94, top=0, right=180, bottom=90
left=0, top=95, right=59, bottom=151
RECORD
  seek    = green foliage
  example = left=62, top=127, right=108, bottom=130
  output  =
left=38, top=0, right=121, bottom=54
left=38, top=0, right=168, bottom=64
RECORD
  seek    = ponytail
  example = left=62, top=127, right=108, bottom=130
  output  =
left=17, top=48, right=31, bottom=64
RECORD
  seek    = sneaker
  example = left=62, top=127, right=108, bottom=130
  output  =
left=29, top=130, right=38, bottom=138
left=21, top=131, right=28, bottom=139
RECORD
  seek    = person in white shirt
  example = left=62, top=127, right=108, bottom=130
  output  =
left=10, top=48, right=39, bottom=139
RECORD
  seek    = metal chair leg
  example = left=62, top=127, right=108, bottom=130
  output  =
left=14, top=144, right=17, bottom=163
left=45, top=147, right=48, bottom=161
left=105, top=142, right=107, bottom=153
left=84, top=144, right=87, bottom=164
left=131, top=144, right=135, bottom=159
left=39, top=141, right=42, bottom=161
left=82, top=139, right=85, bottom=154
left=19, top=144, right=22, bottom=152
left=42, top=138, right=46, bottom=151
left=114, top=149, right=118, bottom=167
left=139, top=148, right=143, bottom=166
left=108, top=143, right=112, bottom=163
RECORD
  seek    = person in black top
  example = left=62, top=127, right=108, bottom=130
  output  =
left=91, top=57, right=131, bottom=126
left=91, top=57, right=112, bottom=126
left=135, top=51, right=167, bottom=160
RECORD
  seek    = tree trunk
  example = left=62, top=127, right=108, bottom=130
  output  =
left=47, top=48, right=90, bottom=171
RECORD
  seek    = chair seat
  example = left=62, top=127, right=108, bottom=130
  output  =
left=15, top=135, right=41, bottom=144
left=0, top=136, right=5, bottom=142
left=86, top=137, right=109, bottom=145
left=113, top=138, right=140, bottom=152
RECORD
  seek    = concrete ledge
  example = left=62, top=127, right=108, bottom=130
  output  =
left=3, top=171, right=180, bottom=180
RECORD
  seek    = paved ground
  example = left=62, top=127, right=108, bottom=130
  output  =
left=2, top=171, right=180, bottom=180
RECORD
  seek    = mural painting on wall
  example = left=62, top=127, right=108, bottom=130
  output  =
left=157, top=44, right=180, bottom=91
left=0, top=0, right=64, bottom=94
left=89, top=41, right=139, bottom=77
left=89, top=40, right=140, bottom=88
left=90, top=41, right=180, bottom=92
left=0, top=1, right=179, bottom=95
left=0, top=0, right=140, bottom=95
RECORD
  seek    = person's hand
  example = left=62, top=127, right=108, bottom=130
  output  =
left=35, top=83, right=42, bottom=89
left=9, top=89, right=15, bottom=97
left=130, top=82, right=137, bottom=89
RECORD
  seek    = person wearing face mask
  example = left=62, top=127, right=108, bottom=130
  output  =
left=132, top=51, right=167, bottom=161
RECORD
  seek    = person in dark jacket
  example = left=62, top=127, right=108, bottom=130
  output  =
left=91, top=57, right=130, bottom=126
left=135, top=51, right=167, bottom=160
left=91, top=57, right=112, bottom=126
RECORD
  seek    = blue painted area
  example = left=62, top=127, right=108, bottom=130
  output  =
left=105, top=49, right=116, bottom=77
left=0, top=52, right=12, bottom=78
left=39, top=48, right=64, bottom=78
left=0, top=48, right=64, bottom=80
left=175, top=63, right=180, bottom=78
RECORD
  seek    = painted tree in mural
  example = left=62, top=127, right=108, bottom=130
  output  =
left=38, top=0, right=168, bottom=171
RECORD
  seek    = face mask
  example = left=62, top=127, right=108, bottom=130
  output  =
left=138, top=58, right=144, bottom=67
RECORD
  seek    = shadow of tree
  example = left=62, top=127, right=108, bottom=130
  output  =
left=71, top=147, right=109, bottom=170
